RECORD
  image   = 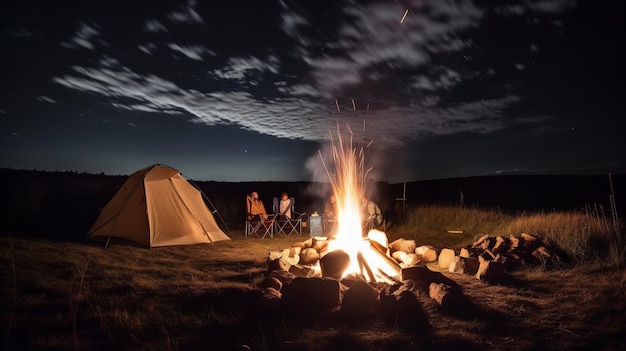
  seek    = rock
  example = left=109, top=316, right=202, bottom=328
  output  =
left=438, top=248, right=456, bottom=270
left=267, top=257, right=290, bottom=273
left=288, top=264, right=320, bottom=278
left=340, top=280, right=379, bottom=318
left=415, top=245, right=437, bottom=263
left=269, top=270, right=295, bottom=285
left=429, top=282, right=460, bottom=308
left=258, top=276, right=282, bottom=291
left=379, top=284, right=429, bottom=331
left=389, top=238, right=416, bottom=254
left=281, top=277, right=342, bottom=325
left=299, top=247, right=320, bottom=265
left=448, top=256, right=464, bottom=274
left=256, top=287, right=282, bottom=317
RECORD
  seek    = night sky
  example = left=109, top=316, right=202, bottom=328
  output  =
left=1, top=0, right=624, bottom=182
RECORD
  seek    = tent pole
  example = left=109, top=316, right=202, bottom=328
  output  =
left=187, top=178, right=231, bottom=235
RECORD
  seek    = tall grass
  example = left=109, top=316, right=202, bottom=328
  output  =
left=395, top=203, right=624, bottom=267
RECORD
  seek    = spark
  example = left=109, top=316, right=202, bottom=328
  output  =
left=400, top=9, right=408, bottom=23
left=335, top=99, right=341, bottom=112
left=352, top=99, right=356, bottom=110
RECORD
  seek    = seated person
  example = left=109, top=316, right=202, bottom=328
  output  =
left=323, top=194, right=338, bottom=221
left=361, top=196, right=383, bottom=233
left=323, top=193, right=339, bottom=236
left=246, top=191, right=269, bottom=220
left=277, top=192, right=294, bottom=219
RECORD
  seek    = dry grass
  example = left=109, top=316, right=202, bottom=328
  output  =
left=1, top=205, right=625, bottom=351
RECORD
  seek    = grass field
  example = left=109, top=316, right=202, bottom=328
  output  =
left=2, top=204, right=625, bottom=351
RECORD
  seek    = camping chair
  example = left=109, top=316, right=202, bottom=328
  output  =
left=272, top=196, right=306, bottom=236
left=245, top=198, right=275, bottom=238
left=245, top=217, right=275, bottom=238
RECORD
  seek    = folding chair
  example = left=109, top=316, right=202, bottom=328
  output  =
left=245, top=195, right=275, bottom=238
left=245, top=216, right=275, bottom=238
left=272, top=196, right=306, bottom=236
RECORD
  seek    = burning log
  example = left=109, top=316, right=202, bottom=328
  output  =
left=368, top=230, right=389, bottom=252
left=319, top=250, right=350, bottom=280
left=357, top=251, right=376, bottom=283
left=369, top=240, right=402, bottom=277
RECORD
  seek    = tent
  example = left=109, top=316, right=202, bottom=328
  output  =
left=87, top=164, right=230, bottom=247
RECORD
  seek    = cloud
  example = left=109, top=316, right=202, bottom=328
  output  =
left=167, top=43, right=215, bottom=61
left=37, top=96, right=56, bottom=104
left=9, top=28, right=33, bottom=38
left=167, top=0, right=204, bottom=24
left=278, top=0, right=483, bottom=97
left=53, top=56, right=521, bottom=149
left=51, top=0, right=575, bottom=153
left=60, top=22, right=103, bottom=50
left=144, top=19, right=169, bottom=33
left=138, top=43, right=157, bottom=55
left=211, top=56, right=280, bottom=81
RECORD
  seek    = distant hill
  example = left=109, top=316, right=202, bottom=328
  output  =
left=392, top=174, right=625, bottom=213
left=1, top=168, right=624, bottom=239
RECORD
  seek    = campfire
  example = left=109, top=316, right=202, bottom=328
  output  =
left=259, top=123, right=563, bottom=327
left=314, top=123, right=402, bottom=283
left=265, top=123, right=402, bottom=283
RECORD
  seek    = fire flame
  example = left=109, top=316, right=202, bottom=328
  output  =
left=319, top=124, right=400, bottom=283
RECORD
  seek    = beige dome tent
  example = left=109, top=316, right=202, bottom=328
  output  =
left=87, top=164, right=230, bottom=247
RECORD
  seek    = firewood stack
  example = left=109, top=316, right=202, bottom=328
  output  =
left=465, top=232, right=562, bottom=269
left=432, top=232, right=563, bottom=283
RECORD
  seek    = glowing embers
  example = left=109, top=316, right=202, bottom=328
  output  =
left=326, top=229, right=401, bottom=283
